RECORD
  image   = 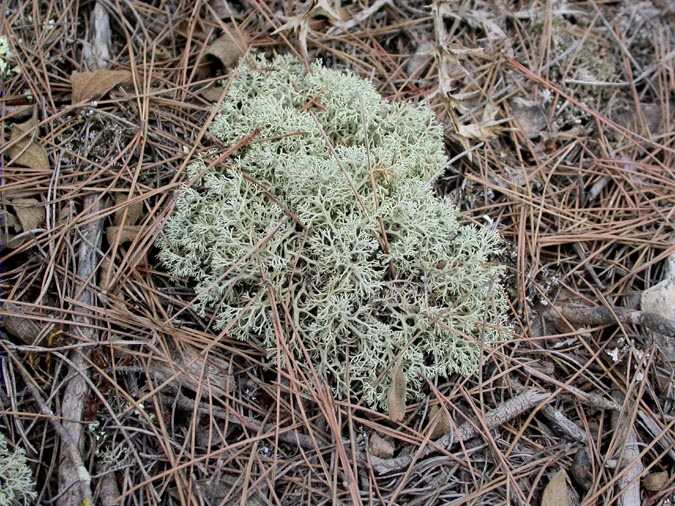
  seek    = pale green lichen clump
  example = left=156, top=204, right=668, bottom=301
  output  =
left=158, top=54, right=509, bottom=410
left=0, top=432, right=37, bottom=505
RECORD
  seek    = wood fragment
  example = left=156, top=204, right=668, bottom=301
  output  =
left=370, top=389, right=549, bottom=474
left=57, top=6, right=111, bottom=499
left=58, top=196, right=104, bottom=506
left=542, top=405, right=587, bottom=443
left=3, top=346, right=93, bottom=506
left=546, top=304, right=675, bottom=337
left=611, top=393, right=643, bottom=506
left=387, top=360, right=406, bottom=422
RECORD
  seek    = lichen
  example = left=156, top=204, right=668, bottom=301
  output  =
left=0, top=432, right=37, bottom=505
left=157, top=54, right=509, bottom=410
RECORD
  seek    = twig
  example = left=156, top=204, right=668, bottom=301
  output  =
left=369, top=389, right=549, bottom=474
left=546, top=304, right=675, bottom=337
left=542, top=405, right=587, bottom=443
left=57, top=196, right=104, bottom=506
left=611, top=393, right=643, bottom=506
left=2, top=345, right=93, bottom=506
left=58, top=3, right=111, bottom=504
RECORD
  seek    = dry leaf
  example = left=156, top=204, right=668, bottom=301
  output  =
left=428, top=404, right=452, bottom=439
left=209, top=0, right=245, bottom=20
left=204, top=28, right=249, bottom=71
left=2, top=303, right=43, bottom=344
left=570, top=449, right=593, bottom=491
left=274, top=15, right=310, bottom=62
left=106, top=225, right=142, bottom=244
left=0, top=228, right=28, bottom=249
left=114, top=193, right=144, bottom=226
left=406, top=40, right=434, bottom=77
left=511, top=97, right=548, bottom=139
left=8, top=116, right=50, bottom=171
left=176, top=19, right=208, bottom=41
left=457, top=103, right=502, bottom=140
left=368, top=432, right=394, bottom=459
left=200, top=85, right=226, bottom=102
left=312, top=0, right=347, bottom=22
left=152, top=345, right=233, bottom=398
left=542, top=469, right=574, bottom=506
left=643, top=471, right=669, bottom=491
left=387, top=360, right=406, bottom=422
left=11, top=198, right=45, bottom=231
left=642, top=277, right=675, bottom=322
left=0, top=209, right=19, bottom=229
left=71, top=69, right=133, bottom=104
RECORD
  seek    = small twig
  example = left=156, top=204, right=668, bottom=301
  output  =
left=2, top=345, right=93, bottom=506
left=611, top=393, right=643, bottom=506
left=547, top=304, right=675, bottom=337
left=542, top=405, right=587, bottom=443
left=369, top=389, right=549, bottom=474
left=57, top=195, right=104, bottom=506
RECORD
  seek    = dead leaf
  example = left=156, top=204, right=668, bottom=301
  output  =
left=106, top=225, right=142, bottom=245
left=387, top=360, right=406, bottom=422
left=71, top=69, right=133, bottom=104
left=114, top=194, right=143, bottom=226
left=643, top=471, right=669, bottom=491
left=0, top=209, right=19, bottom=230
left=208, top=0, right=245, bottom=20
left=428, top=404, right=452, bottom=439
left=152, top=345, right=233, bottom=398
left=457, top=102, right=503, bottom=140
left=642, top=277, right=675, bottom=322
left=203, top=28, right=250, bottom=71
left=406, top=40, right=434, bottom=76
left=11, top=198, right=44, bottom=231
left=465, top=9, right=507, bottom=41
left=274, top=15, right=310, bottom=63
left=200, top=85, right=226, bottom=102
left=176, top=19, right=208, bottom=41
left=368, top=432, right=394, bottom=458
left=312, top=0, right=347, bottom=22
left=2, top=303, right=43, bottom=344
left=613, top=102, right=664, bottom=136
left=541, top=469, right=574, bottom=506
left=570, top=449, right=593, bottom=491
left=8, top=116, right=50, bottom=171
left=511, top=97, right=548, bottom=139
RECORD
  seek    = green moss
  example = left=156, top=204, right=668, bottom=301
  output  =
left=158, top=54, right=509, bottom=410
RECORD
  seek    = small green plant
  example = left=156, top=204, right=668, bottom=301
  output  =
left=158, top=54, right=509, bottom=410
left=0, top=432, right=37, bottom=505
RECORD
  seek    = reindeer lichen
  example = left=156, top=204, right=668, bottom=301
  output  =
left=158, top=54, right=509, bottom=410
left=0, top=432, right=36, bottom=505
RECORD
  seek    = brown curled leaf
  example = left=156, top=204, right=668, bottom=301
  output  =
left=8, top=116, right=50, bottom=171
left=71, top=69, right=133, bottom=104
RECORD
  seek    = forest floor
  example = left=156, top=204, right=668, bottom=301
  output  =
left=1, top=1, right=674, bottom=504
